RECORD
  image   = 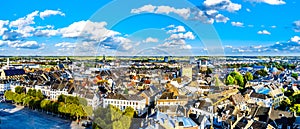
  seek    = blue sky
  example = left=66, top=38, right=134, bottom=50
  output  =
left=0, top=0, right=300, bottom=56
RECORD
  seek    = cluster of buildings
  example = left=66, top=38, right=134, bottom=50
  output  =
left=2, top=57, right=300, bottom=129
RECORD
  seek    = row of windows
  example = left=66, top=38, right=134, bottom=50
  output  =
left=157, top=101, right=183, bottom=105
left=105, top=100, right=141, bottom=106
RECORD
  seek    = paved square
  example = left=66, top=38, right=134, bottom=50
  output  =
left=0, top=103, right=85, bottom=129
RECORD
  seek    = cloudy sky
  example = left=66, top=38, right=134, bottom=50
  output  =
left=0, top=0, right=299, bottom=56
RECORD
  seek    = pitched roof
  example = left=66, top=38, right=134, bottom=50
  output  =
left=231, top=94, right=245, bottom=105
left=250, top=92, right=267, bottom=99
left=250, top=120, right=267, bottom=129
left=3, top=69, right=25, bottom=76
left=106, top=93, right=144, bottom=101
left=254, top=107, right=270, bottom=122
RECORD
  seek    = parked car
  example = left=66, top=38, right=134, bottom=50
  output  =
left=82, top=121, right=92, bottom=127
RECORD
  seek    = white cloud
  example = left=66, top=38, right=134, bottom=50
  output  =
left=247, top=0, right=286, bottom=5
left=246, top=8, right=251, bottom=12
left=231, top=21, right=244, bottom=27
left=166, top=25, right=186, bottom=33
left=270, top=25, right=276, bottom=28
left=9, top=11, right=39, bottom=28
left=257, top=30, right=271, bottom=35
left=142, top=37, right=159, bottom=43
left=180, top=44, right=192, bottom=49
left=253, top=45, right=262, bottom=49
left=0, top=40, right=7, bottom=47
left=131, top=3, right=237, bottom=24
left=0, top=20, right=9, bottom=36
left=15, top=26, right=35, bottom=37
left=35, top=29, right=59, bottom=37
left=215, top=14, right=229, bottom=23
left=291, top=36, right=300, bottom=43
left=8, top=40, right=44, bottom=49
left=55, top=42, right=76, bottom=48
left=59, top=20, right=119, bottom=41
left=113, top=37, right=132, bottom=50
left=159, top=25, right=194, bottom=50
left=40, top=10, right=65, bottom=19
left=206, top=10, right=218, bottom=15
left=203, top=0, right=242, bottom=12
left=131, top=5, right=190, bottom=19
left=168, top=31, right=195, bottom=40
left=293, top=20, right=300, bottom=32
left=131, top=4, right=156, bottom=13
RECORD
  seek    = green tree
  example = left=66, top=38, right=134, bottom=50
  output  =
left=23, top=96, right=32, bottom=106
left=79, top=97, right=88, bottom=106
left=229, top=71, right=239, bottom=77
left=280, top=97, right=291, bottom=108
left=244, top=72, right=253, bottom=82
left=74, top=105, right=86, bottom=122
left=4, top=90, right=15, bottom=101
left=33, top=98, right=41, bottom=110
left=58, top=102, right=67, bottom=117
left=27, top=89, right=37, bottom=97
left=206, top=68, right=213, bottom=75
left=65, top=96, right=79, bottom=105
left=124, top=107, right=136, bottom=117
left=36, top=90, right=44, bottom=99
left=290, top=104, right=300, bottom=115
left=58, top=94, right=66, bottom=103
left=14, top=93, right=26, bottom=105
left=255, top=69, right=268, bottom=77
left=41, top=99, right=51, bottom=112
left=93, top=105, right=133, bottom=129
left=225, top=75, right=235, bottom=85
left=15, top=86, right=25, bottom=94
left=124, top=88, right=129, bottom=94
left=83, top=106, right=93, bottom=117
left=235, top=74, right=244, bottom=88
left=51, top=101, right=59, bottom=114
left=292, top=73, right=298, bottom=80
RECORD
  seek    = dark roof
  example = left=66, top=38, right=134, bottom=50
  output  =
left=58, top=64, right=65, bottom=69
left=194, top=100, right=212, bottom=110
left=269, top=109, right=294, bottom=120
left=253, top=66, right=265, bottom=69
left=250, top=92, right=267, bottom=99
left=0, top=80, right=9, bottom=84
left=250, top=120, right=267, bottom=129
left=3, top=69, right=25, bottom=76
left=255, top=107, right=270, bottom=122
left=270, top=109, right=294, bottom=128
left=235, top=118, right=248, bottom=129
left=247, top=103, right=258, bottom=117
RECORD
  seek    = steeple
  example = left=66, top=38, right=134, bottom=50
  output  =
left=7, top=58, right=9, bottom=66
